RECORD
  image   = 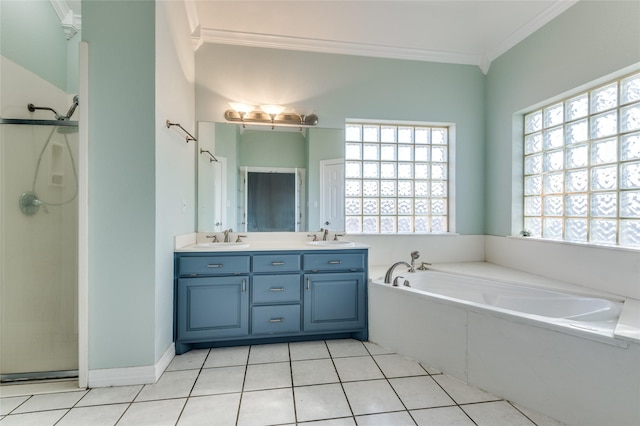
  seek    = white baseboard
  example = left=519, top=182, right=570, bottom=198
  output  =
left=88, top=343, right=175, bottom=388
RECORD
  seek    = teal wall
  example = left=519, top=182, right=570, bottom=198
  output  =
left=83, top=0, right=157, bottom=369
left=239, top=130, right=306, bottom=168
left=485, top=0, right=640, bottom=237
left=215, top=123, right=241, bottom=229
left=196, top=45, right=486, bottom=234
left=154, top=0, right=197, bottom=362
left=1, top=0, right=73, bottom=92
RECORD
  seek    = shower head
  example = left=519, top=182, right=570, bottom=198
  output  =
left=63, top=95, right=79, bottom=120
left=27, top=95, right=78, bottom=121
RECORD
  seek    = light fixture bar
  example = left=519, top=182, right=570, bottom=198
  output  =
left=224, top=108, right=318, bottom=128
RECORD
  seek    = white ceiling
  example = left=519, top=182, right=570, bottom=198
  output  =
left=187, top=0, right=579, bottom=73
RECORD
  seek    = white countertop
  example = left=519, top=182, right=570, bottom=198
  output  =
left=174, top=232, right=369, bottom=252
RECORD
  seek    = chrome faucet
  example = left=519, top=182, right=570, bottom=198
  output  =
left=410, top=251, right=420, bottom=272
left=322, top=228, right=329, bottom=241
left=223, top=228, right=233, bottom=242
left=384, top=261, right=412, bottom=284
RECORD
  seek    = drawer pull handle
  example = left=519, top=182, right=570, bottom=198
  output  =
left=271, top=261, right=285, bottom=266
left=207, top=263, right=223, bottom=268
left=269, top=318, right=285, bottom=323
left=269, top=287, right=285, bottom=292
left=328, top=260, right=342, bottom=265
left=306, top=277, right=311, bottom=291
left=242, top=279, right=246, bottom=293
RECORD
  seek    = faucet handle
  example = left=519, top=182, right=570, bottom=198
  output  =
left=236, top=235, right=247, bottom=243
left=333, top=233, right=346, bottom=241
left=392, top=276, right=404, bottom=287
left=307, top=234, right=319, bottom=241
left=417, top=262, right=431, bottom=271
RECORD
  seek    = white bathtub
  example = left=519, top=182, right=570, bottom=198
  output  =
left=369, top=269, right=640, bottom=426
left=377, top=270, right=623, bottom=337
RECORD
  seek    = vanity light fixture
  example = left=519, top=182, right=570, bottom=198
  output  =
left=224, top=103, right=318, bottom=129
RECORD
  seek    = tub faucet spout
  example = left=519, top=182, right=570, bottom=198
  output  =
left=384, top=261, right=411, bottom=284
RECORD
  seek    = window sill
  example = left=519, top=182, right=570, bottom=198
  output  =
left=506, top=235, right=640, bottom=253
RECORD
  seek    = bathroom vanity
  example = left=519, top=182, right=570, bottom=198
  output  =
left=174, top=235, right=368, bottom=354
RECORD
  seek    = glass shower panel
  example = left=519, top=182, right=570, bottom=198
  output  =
left=0, top=122, right=78, bottom=380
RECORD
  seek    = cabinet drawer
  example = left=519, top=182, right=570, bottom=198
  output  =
left=303, top=252, right=365, bottom=272
left=253, top=254, right=301, bottom=273
left=253, top=275, right=301, bottom=304
left=252, top=305, right=301, bottom=335
left=179, top=255, right=250, bottom=276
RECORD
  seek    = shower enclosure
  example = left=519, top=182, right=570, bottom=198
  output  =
left=0, top=118, right=79, bottom=382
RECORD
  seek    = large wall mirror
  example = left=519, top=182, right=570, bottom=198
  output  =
left=197, top=122, right=345, bottom=233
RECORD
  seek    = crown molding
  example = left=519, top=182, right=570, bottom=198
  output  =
left=183, top=0, right=199, bottom=36
left=481, top=0, right=579, bottom=73
left=199, top=28, right=484, bottom=70
left=49, top=0, right=81, bottom=39
left=193, top=0, right=577, bottom=75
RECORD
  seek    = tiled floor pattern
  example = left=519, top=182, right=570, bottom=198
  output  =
left=0, top=339, right=566, bottom=426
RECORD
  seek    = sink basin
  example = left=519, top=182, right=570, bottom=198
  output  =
left=192, top=242, right=250, bottom=250
left=308, top=240, right=355, bottom=247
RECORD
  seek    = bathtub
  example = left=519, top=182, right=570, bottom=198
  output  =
left=377, top=271, right=623, bottom=338
left=368, top=269, right=640, bottom=426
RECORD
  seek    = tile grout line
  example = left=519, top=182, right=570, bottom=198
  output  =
left=367, top=349, right=418, bottom=426
left=507, top=400, right=542, bottom=426
left=116, top=381, right=158, bottom=426
left=288, top=342, right=298, bottom=425
left=429, top=375, right=483, bottom=426
left=2, top=393, right=33, bottom=416
left=51, top=388, right=90, bottom=425
left=235, top=345, right=251, bottom=426
left=326, top=340, right=357, bottom=424
left=174, top=348, right=212, bottom=426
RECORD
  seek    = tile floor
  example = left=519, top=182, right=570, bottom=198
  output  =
left=0, top=339, right=566, bottom=426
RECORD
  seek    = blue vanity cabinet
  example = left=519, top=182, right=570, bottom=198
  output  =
left=303, top=251, right=367, bottom=333
left=175, top=254, right=250, bottom=354
left=174, top=249, right=367, bottom=354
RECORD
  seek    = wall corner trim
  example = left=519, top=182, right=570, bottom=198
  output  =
left=87, top=343, right=175, bottom=388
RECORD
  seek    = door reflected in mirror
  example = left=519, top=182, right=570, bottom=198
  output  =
left=241, top=168, right=305, bottom=232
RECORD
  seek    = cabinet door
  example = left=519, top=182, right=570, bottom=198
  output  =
left=177, top=276, right=249, bottom=340
left=303, top=272, right=365, bottom=332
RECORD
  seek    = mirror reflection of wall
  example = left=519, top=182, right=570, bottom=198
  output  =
left=197, top=122, right=345, bottom=233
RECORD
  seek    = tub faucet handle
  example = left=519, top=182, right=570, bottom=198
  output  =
left=417, top=262, right=432, bottom=271
left=409, top=251, right=420, bottom=272
left=392, top=276, right=404, bottom=287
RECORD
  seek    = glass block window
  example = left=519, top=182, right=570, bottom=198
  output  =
left=345, top=121, right=449, bottom=233
left=523, top=71, right=640, bottom=247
